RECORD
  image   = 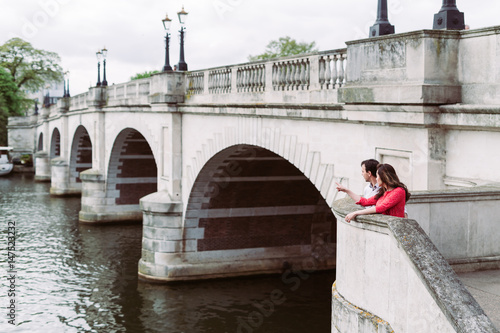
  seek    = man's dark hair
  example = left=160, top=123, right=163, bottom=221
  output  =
left=361, top=159, right=379, bottom=176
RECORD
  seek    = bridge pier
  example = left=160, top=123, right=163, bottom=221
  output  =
left=139, top=190, right=336, bottom=282
left=34, top=151, right=51, bottom=182
left=78, top=169, right=143, bottom=223
left=50, top=157, right=81, bottom=196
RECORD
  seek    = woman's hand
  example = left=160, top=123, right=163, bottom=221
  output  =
left=345, top=211, right=358, bottom=223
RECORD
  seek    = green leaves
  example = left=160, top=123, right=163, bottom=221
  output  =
left=130, top=70, right=160, bottom=81
left=248, top=36, right=317, bottom=61
left=0, top=37, right=64, bottom=93
left=0, top=37, right=63, bottom=145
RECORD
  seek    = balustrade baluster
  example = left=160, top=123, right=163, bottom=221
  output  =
left=290, top=61, right=296, bottom=90
left=243, top=67, right=248, bottom=92
left=259, top=65, right=265, bottom=91
left=299, top=60, right=306, bottom=90
left=272, top=64, right=277, bottom=90
left=338, top=54, right=345, bottom=87
left=277, top=63, right=282, bottom=90
left=332, top=55, right=339, bottom=89
left=306, top=59, right=311, bottom=90
left=325, top=55, right=332, bottom=89
left=284, top=61, right=290, bottom=91
left=248, top=67, right=253, bottom=92
left=319, top=57, right=325, bottom=89
left=279, top=63, right=284, bottom=91
left=254, top=66, right=259, bottom=92
left=215, top=71, right=220, bottom=94
left=223, top=70, right=226, bottom=93
left=295, top=60, right=302, bottom=90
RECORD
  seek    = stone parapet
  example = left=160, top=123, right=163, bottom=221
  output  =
left=342, top=30, right=461, bottom=105
left=407, top=186, right=500, bottom=271
left=332, top=197, right=497, bottom=333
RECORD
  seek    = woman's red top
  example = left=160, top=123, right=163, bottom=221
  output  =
left=356, top=187, right=406, bottom=218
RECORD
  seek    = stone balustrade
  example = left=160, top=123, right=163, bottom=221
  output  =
left=186, top=48, right=347, bottom=104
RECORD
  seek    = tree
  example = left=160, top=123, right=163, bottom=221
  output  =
left=0, top=38, right=63, bottom=93
left=130, top=70, right=160, bottom=81
left=0, top=66, right=24, bottom=145
left=248, top=36, right=318, bottom=61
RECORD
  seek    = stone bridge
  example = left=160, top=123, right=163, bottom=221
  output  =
left=8, top=26, right=500, bottom=332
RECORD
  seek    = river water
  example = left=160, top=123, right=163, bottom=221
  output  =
left=0, top=174, right=335, bottom=333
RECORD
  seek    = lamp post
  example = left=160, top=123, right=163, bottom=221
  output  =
left=34, top=100, right=39, bottom=116
left=44, top=85, right=51, bottom=108
left=369, top=0, right=395, bottom=37
left=101, top=47, right=108, bottom=86
left=96, top=50, right=102, bottom=87
left=162, top=14, right=173, bottom=71
left=177, top=6, right=188, bottom=71
left=433, top=0, right=465, bottom=30
left=63, top=71, right=70, bottom=97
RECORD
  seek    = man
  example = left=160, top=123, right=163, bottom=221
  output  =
left=361, top=158, right=408, bottom=218
left=361, top=159, right=380, bottom=199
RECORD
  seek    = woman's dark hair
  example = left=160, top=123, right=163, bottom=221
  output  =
left=361, top=159, right=379, bottom=176
left=375, top=163, right=411, bottom=202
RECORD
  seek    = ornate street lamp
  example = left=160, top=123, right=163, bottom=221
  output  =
left=34, top=99, right=39, bottom=116
left=433, top=0, right=465, bottom=30
left=102, top=47, right=108, bottom=86
left=96, top=50, right=102, bottom=87
left=161, top=14, right=172, bottom=72
left=63, top=71, right=70, bottom=97
left=177, top=6, right=188, bottom=71
left=162, top=13, right=173, bottom=71
left=369, top=0, right=394, bottom=37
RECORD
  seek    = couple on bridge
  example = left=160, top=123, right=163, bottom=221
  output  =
left=336, top=159, right=410, bottom=222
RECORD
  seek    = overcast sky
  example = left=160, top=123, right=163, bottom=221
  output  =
left=1, top=0, right=499, bottom=95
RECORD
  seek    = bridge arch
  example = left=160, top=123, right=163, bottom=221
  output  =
left=50, top=128, right=61, bottom=160
left=107, top=128, right=157, bottom=206
left=69, top=125, right=92, bottom=187
left=185, top=144, right=336, bottom=260
left=184, top=124, right=338, bottom=207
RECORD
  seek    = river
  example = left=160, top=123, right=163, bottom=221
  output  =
left=0, top=173, right=335, bottom=332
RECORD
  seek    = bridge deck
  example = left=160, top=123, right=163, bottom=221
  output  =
left=457, top=269, right=500, bottom=330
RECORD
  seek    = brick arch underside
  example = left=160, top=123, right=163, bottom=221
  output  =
left=50, top=128, right=60, bottom=160
left=107, top=129, right=157, bottom=205
left=37, top=133, right=43, bottom=151
left=186, top=144, right=336, bottom=253
left=69, top=127, right=92, bottom=184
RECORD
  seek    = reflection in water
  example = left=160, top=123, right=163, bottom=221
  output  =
left=0, top=174, right=334, bottom=332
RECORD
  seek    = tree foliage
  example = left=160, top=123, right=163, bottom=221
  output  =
left=0, top=38, right=62, bottom=146
left=130, top=70, right=160, bottom=81
left=0, top=66, right=24, bottom=145
left=0, top=37, right=64, bottom=92
left=248, top=36, right=318, bottom=61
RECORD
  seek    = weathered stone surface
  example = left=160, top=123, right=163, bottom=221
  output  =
left=332, top=197, right=499, bottom=333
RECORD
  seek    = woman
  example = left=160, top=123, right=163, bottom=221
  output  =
left=336, top=163, right=410, bottom=222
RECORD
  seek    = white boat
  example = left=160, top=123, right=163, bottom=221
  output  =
left=0, top=147, right=14, bottom=176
